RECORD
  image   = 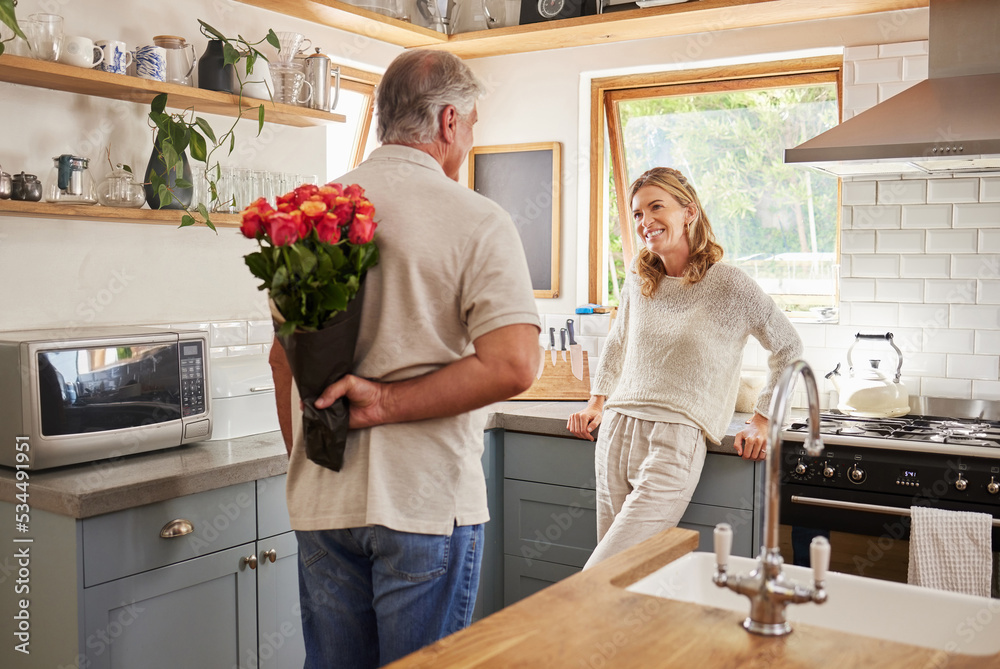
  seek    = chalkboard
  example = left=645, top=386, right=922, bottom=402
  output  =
left=469, top=142, right=561, bottom=298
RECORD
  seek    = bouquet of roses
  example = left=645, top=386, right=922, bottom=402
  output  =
left=241, top=182, right=379, bottom=472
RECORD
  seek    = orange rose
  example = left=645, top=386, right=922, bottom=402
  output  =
left=294, top=184, right=320, bottom=206
left=300, top=199, right=328, bottom=223
left=239, top=198, right=274, bottom=239
left=344, top=184, right=366, bottom=200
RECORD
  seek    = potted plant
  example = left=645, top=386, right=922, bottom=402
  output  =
left=145, top=20, right=279, bottom=231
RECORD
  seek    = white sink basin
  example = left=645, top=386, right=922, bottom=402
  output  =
left=627, top=552, right=1000, bottom=656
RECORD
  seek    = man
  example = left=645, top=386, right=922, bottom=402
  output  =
left=270, top=49, right=541, bottom=668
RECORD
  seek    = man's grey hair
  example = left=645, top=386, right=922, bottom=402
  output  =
left=376, top=49, right=485, bottom=145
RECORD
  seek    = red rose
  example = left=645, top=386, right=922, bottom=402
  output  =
left=294, top=184, right=320, bottom=206
left=319, top=183, right=344, bottom=207
left=344, top=184, right=366, bottom=200
left=266, top=212, right=301, bottom=246
left=348, top=213, right=377, bottom=245
left=239, top=198, right=274, bottom=239
left=299, top=199, right=328, bottom=222
left=315, top=212, right=342, bottom=244
left=354, top=198, right=375, bottom=219
left=329, top=196, right=354, bottom=226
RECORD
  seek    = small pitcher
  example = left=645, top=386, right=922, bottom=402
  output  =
left=153, top=35, right=197, bottom=86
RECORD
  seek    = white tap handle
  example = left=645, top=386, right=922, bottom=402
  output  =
left=810, top=536, right=830, bottom=583
left=714, top=523, right=733, bottom=569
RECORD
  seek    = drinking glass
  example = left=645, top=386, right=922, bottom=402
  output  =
left=212, top=167, right=237, bottom=213
left=26, top=13, right=64, bottom=62
left=233, top=167, right=255, bottom=210
left=253, top=170, right=275, bottom=206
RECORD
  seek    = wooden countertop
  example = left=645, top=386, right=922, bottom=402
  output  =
left=387, top=528, right=1000, bottom=668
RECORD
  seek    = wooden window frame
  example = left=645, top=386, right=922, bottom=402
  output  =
left=588, top=56, right=843, bottom=303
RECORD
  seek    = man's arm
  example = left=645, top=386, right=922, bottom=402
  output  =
left=268, top=337, right=294, bottom=456
left=314, top=323, right=541, bottom=428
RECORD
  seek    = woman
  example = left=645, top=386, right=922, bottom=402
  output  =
left=568, top=167, right=802, bottom=568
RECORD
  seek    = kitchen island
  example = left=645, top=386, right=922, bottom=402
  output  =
left=388, top=526, right=1000, bottom=668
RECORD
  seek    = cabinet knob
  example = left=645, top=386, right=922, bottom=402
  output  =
left=241, top=554, right=258, bottom=570
left=159, top=518, right=194, bottom=538
left=262, top=549, right=277, bottom=564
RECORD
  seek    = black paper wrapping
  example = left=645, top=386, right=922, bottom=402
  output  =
left=275, top=280, right=366, bottom=472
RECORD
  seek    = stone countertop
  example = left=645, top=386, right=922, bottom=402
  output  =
left=0, top=403, right=759, bottom=518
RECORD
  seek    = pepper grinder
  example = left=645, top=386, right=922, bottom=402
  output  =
left=303, top=48, right=340, bottom=112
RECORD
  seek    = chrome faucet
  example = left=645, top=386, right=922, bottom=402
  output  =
left=712, top=360, right=830, bottom=636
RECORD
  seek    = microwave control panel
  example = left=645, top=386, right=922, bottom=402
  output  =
left=179, top=341, right=206, bottom=417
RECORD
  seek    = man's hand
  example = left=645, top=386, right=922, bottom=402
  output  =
left=734, top=412, right=769, bottom=460
left=314, top=374, right=388, bottom=429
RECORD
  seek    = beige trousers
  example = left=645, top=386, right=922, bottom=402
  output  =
left=584, top=410, right=707, bottom=569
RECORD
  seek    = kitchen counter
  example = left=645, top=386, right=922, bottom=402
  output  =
left=386, top=527, right=1000, bottom=668
left=0, top=402, right=758, bottom=518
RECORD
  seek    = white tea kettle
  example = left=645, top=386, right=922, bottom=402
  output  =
left=825, top=332, right=909, bottom=418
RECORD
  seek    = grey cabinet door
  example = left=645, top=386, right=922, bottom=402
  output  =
left=82, top=543, right=257, bottom=669
left=503, top=555, right=580, bottom=607
left=503, top=432, right=595, bottom=489
left=503, top=479, right=597, bottom=568
left=689, top=452, right=756, bottom=510
left=256, top=531, right=305, bottom=669
left=678, top=502, right=755, bottom=558
left=257, top=474, right=293, bottom=540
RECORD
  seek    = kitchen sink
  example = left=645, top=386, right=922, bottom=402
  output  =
left=626, top=552, right=1000, bottom=656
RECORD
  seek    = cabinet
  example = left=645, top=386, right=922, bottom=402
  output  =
left=496, top=431, right=762, bottom=608
left=0, top=53, right=346, bottom=227
left=0, top=474, right=304, bottom=668
left=234, top=0, right=925, bottom=60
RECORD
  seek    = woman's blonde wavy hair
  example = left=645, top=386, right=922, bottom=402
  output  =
left=629, top=167, right=724, bottom=297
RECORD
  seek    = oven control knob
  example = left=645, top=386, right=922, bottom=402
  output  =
left=849, top=466, right=865, bottom=483
left=955, top=474, right=968, bottom=491
left=823, top=463, right=835, bottom=479
left=988, top=478, right=999, bottom=495
left=795, top=460, right=808, bottom=476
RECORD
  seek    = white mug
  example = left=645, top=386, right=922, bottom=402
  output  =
left=57, top=35, right=104, bottom=68
left=133, top=45, right=166, bottom=82
left=96, top=40, right=133, bottom=75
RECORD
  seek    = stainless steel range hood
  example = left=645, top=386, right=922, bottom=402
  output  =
left=785, top=0, right=1000, bottom=176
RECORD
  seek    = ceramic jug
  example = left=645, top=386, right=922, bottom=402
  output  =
left=198, top=39, right=234, bottom=93
left=153, top=35, right=197, bottom=86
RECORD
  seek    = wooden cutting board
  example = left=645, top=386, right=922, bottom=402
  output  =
left=512, top=351, right=591, bottom=400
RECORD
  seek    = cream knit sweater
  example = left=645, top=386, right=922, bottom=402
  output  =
left=592, top=262, right=803, bottom=444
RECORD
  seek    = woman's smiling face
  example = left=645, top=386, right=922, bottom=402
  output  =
left=632, top=184, right=696, bottom=273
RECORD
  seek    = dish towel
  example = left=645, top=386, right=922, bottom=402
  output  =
left=907, top=506, right=993, bottom=597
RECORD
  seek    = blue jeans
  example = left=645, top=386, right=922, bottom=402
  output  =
left=295, top=523, right=484, bottom=668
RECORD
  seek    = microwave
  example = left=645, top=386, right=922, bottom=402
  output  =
left=0, top=327, right=212, bottom=470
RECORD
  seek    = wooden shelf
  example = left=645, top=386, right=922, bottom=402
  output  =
left=0, top=54, right=346, bottom=127
left=0, top=200, right=241, bottom=228
left=236, top=0, right=928, bottom=59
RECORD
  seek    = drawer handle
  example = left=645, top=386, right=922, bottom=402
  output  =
left=241, top=554, right=258, bottom=570
left=159, top=518, right=194, bottom=538
left=262, top=549, right=277, bottom=563
left=250, top=385, right=275, bottom=393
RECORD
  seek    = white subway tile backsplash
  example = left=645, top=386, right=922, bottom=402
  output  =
left=210, top=321, right=248, bottom=347
left=954, top=203, right=1000, bottom=228
left=840, top=206, right=853, bottom=230
left=842, top=182, right=876, bottom=206
left=924, top=279, right=977, bottom=304
left=877, top=179, right=925, bottom=205
left=952, top=254, right=1000, bottom=278
left=906, top=352, right=948, bottom=377
left=951, top=304, right=1000, bottom=329
left=848, top=301, right=898, bottom=326
left=876, top=230, right=925, bottom=253
left=171, top=322, right=211, bottom=333
left=921, top=328, right=974, bottom=355
left=850, top=254, right=900, bottom=277
left=901, top=204, right=951, bottom=228
left=927, top=178, right=980, bottom=203
left=210, top=347, right=229, bottom=359
left=947, top=354, right=999, bottom=381
left=901, top=55, right=928, bottom=81
left=824, top=324, right=863, bottom=350
left=791, top=323, right=826, bottom=348
left=972, top=380, right=1000, bottom=400
left=898, top=303, right=950, bottom=329
left=580, top=313, right=611, bottom=336
left=878, top=40, right=927, bottom=58
left=841, top=230, right=875, bottom=254
left=247, top=320, right=274, bottom=345
left=853, top=57, right=902, bottom=84
left=977, top=331, right=1000, bottom=355
left=874, top=278, right=923, bottom=302
left=979, top=280, right=1000, bottom=304
left=900, top=254, right=950, bottom=278
left=878, top=80, right=919, bottom=101
left=845, top=44, right=879, bottom=61
left=851, top=205, right=901, bottom=229
left=982, top=177, right=1000, bottom=202
left=227, top=344, right=264, bottom=357
left=926, top=229, right=978, bottom=254
left=840, top=278, right=875, bottom=301
left=981, top=230, right=1000, bottom=253
left=843, top=84, right=878, bottom=116
left=919, top=377, right=971, bottom=399
left=577, top=335, right=602, bottom=358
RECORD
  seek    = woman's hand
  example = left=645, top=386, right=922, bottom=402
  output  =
left=567, top=395, right=605, bottom=441
left=734, top=412, right=769, bottom=460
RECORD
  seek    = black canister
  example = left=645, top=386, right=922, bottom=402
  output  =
left=198, top=39, right=235, bottom=93
left=12, top=173, right=42, bottom=202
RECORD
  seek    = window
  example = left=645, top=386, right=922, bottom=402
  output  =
left=590, top=57, right=842, bottom=321
left=325, top=65, right=380, bottom=176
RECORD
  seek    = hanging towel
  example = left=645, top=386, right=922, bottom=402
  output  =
left=907, top=506, right=993, bottom=597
